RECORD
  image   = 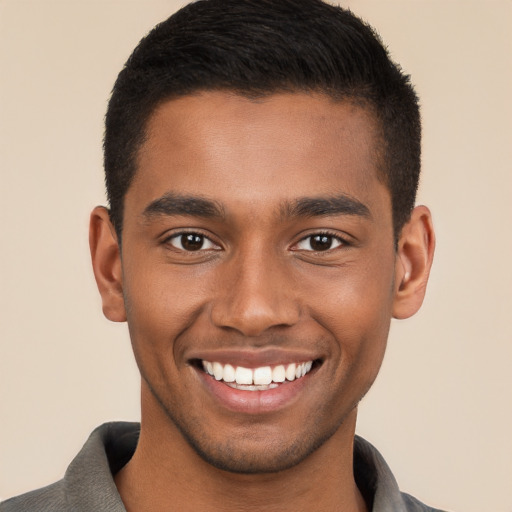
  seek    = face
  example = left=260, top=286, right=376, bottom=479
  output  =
left=117, top=92, right=400, bottom=473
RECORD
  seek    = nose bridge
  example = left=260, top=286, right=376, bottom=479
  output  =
left=211, top=241, right=300, bottom=336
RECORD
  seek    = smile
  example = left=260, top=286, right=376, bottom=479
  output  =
left=201, top=360, right=314, bottom=391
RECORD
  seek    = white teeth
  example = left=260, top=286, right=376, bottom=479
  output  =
left=213, top=362, right=223, bottom=381
left=253, top=366, right=272, bottom=385
left=235, top=366, right=253, bottom=385
left=204, top=361, right=213, bottom=375
left=285, top=363, right=296, bottom=381
left=226, top=383, right=279, bottom=391
left=272, top=365, right=286, bottom=383
left=201, top=360, right=314, bottom=388
left=223, top=364, right=235, bottom=382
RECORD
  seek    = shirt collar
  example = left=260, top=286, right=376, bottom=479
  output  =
left=64, top=423, right=413, bottom=512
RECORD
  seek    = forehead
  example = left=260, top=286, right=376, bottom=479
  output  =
left=129, top=91, right=388, bottom=218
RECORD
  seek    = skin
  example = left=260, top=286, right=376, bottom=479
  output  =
left=90, top=91, right=434, bottom=511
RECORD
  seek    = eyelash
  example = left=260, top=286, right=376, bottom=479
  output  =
left=163, top=230, right=349, bottom=253
left=293, top=231, right=349, bottom=252
left=163, top=231, right=221, bottom=252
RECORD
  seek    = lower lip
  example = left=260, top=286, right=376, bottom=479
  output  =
left=196, top=369, right=313, bottom=414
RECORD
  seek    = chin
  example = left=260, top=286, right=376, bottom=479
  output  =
left=186, top=436, right=329, bottom=474
left=169, top=410, right=345, bottom=475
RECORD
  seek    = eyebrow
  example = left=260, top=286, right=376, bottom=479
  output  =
left=282, top=195, right=371, bottom=219
left=142, top=193, right=225, bottom=220
left=141, top=192, right=370, bottom=222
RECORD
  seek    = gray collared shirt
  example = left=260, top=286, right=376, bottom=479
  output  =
left=1, top=422, right=448, bottom=511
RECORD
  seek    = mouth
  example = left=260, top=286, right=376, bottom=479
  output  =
left=197, top=359, right=318, bottom=391
left=189, top=351, right=324, bottom=413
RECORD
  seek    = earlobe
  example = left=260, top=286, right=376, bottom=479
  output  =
left=89, top=206, right=127, bottom=322
left=392, top=205, right=435, bottom=319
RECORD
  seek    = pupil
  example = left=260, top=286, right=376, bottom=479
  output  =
left=311, top=235, right=332, bottom=251
left=182, top=234, right=203, bottom=251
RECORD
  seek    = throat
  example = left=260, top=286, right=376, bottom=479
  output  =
left=116, top=404, right=366, bottom=512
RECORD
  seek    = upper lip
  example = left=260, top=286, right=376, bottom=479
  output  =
left=186, top=347, right=323, bottom=368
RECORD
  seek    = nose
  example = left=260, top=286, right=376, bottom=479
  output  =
left=210, top=249, right=300, bottom=337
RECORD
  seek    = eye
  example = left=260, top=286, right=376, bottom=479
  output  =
left=294, top=233, right=344, bottom=252
left=167, top=232, right=219, bottom=252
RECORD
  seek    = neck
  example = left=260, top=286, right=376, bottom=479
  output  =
left=115, top=393, right=367, bottom=512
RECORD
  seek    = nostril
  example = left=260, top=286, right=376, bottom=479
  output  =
left=210, top=303, right=300, bottom=338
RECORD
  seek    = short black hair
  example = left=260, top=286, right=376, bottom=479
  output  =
left=104, top=0, right=421, bottom=240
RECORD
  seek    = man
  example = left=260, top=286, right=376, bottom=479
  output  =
left=1, top=0, right=440, bottom=510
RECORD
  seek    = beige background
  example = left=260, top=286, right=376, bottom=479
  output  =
left=1, top=1, right=511, bottom=510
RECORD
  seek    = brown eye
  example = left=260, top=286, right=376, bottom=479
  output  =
left=181, top=234, right=204, bottom=251
left=295, top=234, right=343, bottom=252
left=168, top=233, right=218, bottom=251
left=311, top=235, right=334, bottom=251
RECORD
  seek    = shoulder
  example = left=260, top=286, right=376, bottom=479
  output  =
left=1, top=422, right=139, bottom=512
left=401, top=492, right=449, bottom=512
left=354, top=436, right=450, bottom=512
left=0, top=481, right=67, bottom=512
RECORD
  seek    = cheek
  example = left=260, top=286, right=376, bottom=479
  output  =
left=306, top=256, right=396, bottom=359
left=122, top=262, right=210, bottom=364
left=319, top=279, right=392, bottom=406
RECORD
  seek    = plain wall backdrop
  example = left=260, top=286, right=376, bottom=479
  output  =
left=1, top=1, right=511, bottom=511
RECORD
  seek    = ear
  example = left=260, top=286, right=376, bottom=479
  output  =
left=89, top=206, right=126, bottom=322
left=392, top=205, right=435, bottom=319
